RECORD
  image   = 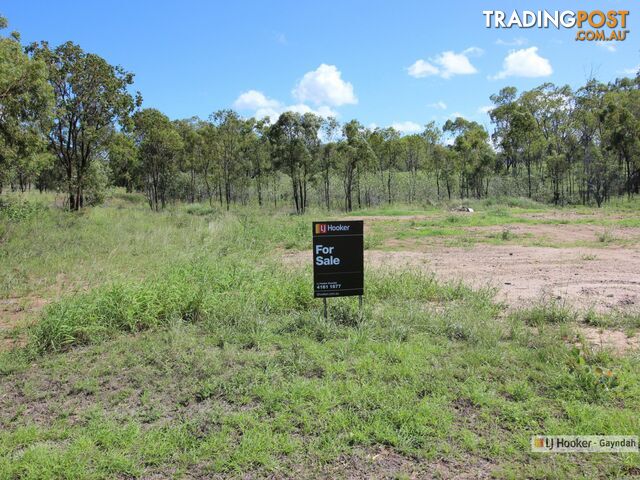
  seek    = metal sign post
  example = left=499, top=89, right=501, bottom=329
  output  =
left=312, top=220, right=364, bottom=318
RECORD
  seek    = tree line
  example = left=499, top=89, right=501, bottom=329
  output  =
left=1, top=16, right=639, bottom=212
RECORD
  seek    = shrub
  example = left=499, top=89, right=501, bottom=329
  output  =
left=0, top=196, right=46, bottom=221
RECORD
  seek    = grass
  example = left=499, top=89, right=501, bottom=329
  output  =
left=0, top=192, right=639, bottom=478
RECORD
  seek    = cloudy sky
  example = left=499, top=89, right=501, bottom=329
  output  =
left=5, top=0, right=638, bottom=133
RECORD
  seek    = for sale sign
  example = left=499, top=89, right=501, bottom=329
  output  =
left=312, top=221, right=364, bottom=297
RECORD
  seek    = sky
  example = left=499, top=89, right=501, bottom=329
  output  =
left=3, top=0, right=638, bottom=133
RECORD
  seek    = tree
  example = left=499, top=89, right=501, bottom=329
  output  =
left=133, top=109, right=183, bottom=210
left=245, top=118, right=272, bottom=207
left=402, top=134, right=426, bottom=203
left=444, top=117, right=494, bottom=198
left=209, top=110, right=246, bottom=210
left=269, top=111, right=312, bottom=214
left=602, top=87, right=640, bottom=198
left=339, top=120, right=374, bottom=211
left=174, top=117, right=205, bottom=203
left=320, top=117, right=340, bottom=210
left=32, top=41, right=139, bottom=209
left=368, top=127, right=402, bottom=204
left=0, top=17, right=52, bottom=193
left=421, top=122, right=443, bottom=198
left=107, top=131, right=139, bottom=193
left=573, top=80, right=614, bottom=206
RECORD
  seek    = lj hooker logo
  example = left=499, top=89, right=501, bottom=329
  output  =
left=483, top=10, right=630, bottom=43
left=315, top=224, right=351, bottom=234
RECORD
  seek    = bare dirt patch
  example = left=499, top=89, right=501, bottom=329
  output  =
left=363, top=245, right=640, bottom=313
left=303, top=446, right=495, bottom=480
left=0, top=296, right=48, bottom=350
left=468, top=223, right=640, bottom=244
left=579, top=326, right=640, bottom=354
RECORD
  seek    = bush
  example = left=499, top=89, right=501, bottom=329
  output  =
left=0, top=196, right=46, bottom=221
left=83, top=161, right=112, bottom=206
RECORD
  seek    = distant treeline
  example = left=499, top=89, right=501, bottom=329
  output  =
left=1, top=15, right=639, bottom=212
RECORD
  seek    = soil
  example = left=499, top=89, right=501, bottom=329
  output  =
left=466, top=223, right=640, bottom=243
left=365, top=245, right=640, bottom=313
left=305, top=446, right=495, bottom=479
left=0, top=296, right=48, bottom=350
left=579, top=326, right=640, bottom=354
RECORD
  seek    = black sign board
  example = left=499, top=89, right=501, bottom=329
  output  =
left=312, top=221, right=364, bottom=297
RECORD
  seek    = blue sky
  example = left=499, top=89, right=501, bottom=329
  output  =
left=4, top=0, right=638, bottom=133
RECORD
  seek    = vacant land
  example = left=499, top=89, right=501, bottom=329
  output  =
left=1, top=193, right=639, bottom=479
left=286, top=212, right=640, bottom=315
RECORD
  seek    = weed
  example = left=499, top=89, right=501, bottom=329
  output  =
left=597, top=228, right=616, bottom=243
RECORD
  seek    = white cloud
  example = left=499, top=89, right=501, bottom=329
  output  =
left=234, top=90, right=280, bottom=110
left=408, top=47, right=482, bottom=79
left=428, top=101, right=448, bottom=110
left=478, top=105, right=493, bottom=115
left=234, top=89, right=337, bottom=121
left=390, top=121, right=422, bottom=134
left=292, top=64, right=357, bottom=106
left=490, top=47, right=552, bottom=80
left=234, top=92, right=336, bottom=121
left=408, top=59, right=439, bottom=78
left=448, top=112, right=465, bottom=119
left=462, top=47, right=484, bottom=57
left=284, top=103, right=337, bottom=118
left=495, top=38, right=527, bottom=47
left=620, top=65, right=639, bottom=76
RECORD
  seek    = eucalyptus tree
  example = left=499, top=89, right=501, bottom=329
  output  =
left=300, top=113, right=323, bottom=210
left=435, top=144, right=455, bottom=199
left=525, top=83, right=576, bottom=203
left=268, top=111, right=313, bottom=214
left=573, top=79, right=613, bottom=206
left=602, top=84, right=640, bottom=198
left=174, top=117, right=206, bottom=203
left=133, top=108, right=183, bottom=211
left=199, top=121, right=221, bottom=206
left=368, top=127, right=402, bottom=204
left=31, top=41, right=139, bottom=209
left=444, top=117, right=494, bottom=198
left=209, top=110, right=246, bottom=210
left=107, top=131, right=139, bottom=193
left=320, top=117, right=341, bottom=209
left=243, top=118, right=272, bottom=207
left=402, top=134, right=426, bottom=203
left=422, top=122, right=444, bottom=197
left=0, top=17, right=52, bottom=193
left=339, top=120, right=375, bottom=211
left=490, top=87, right=519, bottom=174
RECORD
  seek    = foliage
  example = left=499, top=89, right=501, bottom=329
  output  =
left=0, top=18, right=53, bottom=193
left=30, top=40, right=139, bottom=210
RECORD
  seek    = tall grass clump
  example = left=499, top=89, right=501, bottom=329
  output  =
left=512, top=301, right=575, bottom=327
left=0, top=195, right=46, bottom=221
left=30, top=259, right=313, bottom=353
